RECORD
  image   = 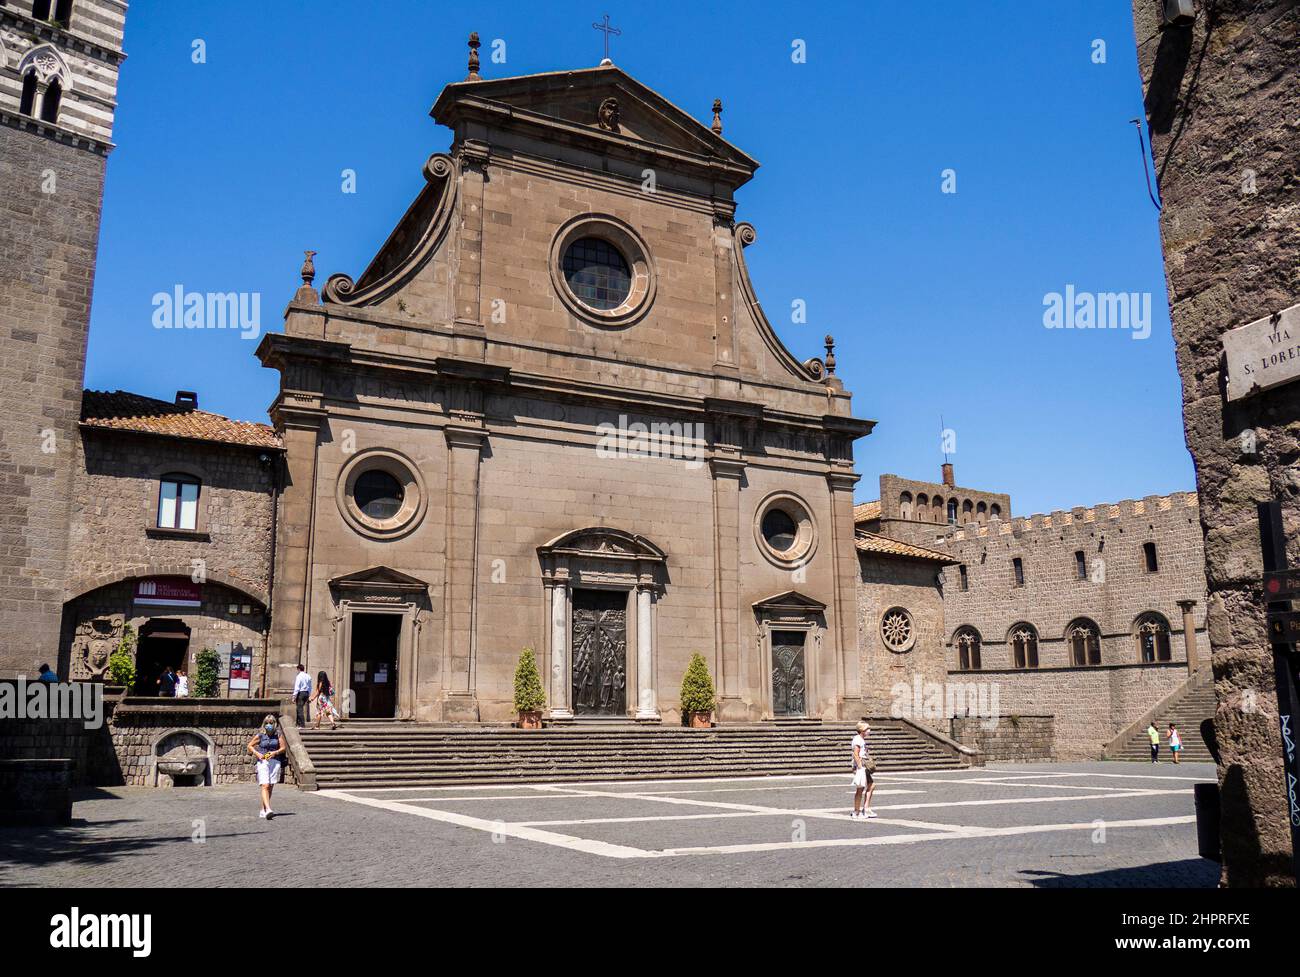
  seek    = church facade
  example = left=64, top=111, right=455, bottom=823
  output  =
left=256, top=55, right=874, bottom=723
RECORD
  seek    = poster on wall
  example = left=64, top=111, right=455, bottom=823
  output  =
left=229, top=648, right=252, bottom=692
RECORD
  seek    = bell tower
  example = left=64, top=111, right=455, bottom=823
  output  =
left=0, top=0, right=127, bottom=674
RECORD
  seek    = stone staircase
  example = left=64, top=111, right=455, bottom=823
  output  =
left=1102, top=669, right=1217, bottom=763
left=295, top=718, right=973, bottom=789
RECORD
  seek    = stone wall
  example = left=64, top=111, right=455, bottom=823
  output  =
left=0, top=681, right=119, bottom=786
left=108, top=699, right=293, bottom=786
left=951, top=715, right=1054, bottom=763
left=0, top=124, right=106, bottom=674
left=1129, top=0, right=1299, bottom=886
left=960, top=662, right=1188, bottom=760
left=856, top=552, right=947, bottom=714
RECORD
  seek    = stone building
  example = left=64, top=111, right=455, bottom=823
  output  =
left=255, top=52, right=873, bottom=723
left=856, top=466, right=1210, bottom=757
left=1129, top=0, right=1298, bottom=885
left=0, top=0, right=127, bottom=674
left=59, top=389, right=280, bottom=695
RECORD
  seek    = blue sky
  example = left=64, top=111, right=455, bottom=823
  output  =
left=85, top=0, right=1194, bottom=516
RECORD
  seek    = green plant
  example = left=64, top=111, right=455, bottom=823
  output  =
left=107, top=624, right=136, bottom=687
left=679, top=653, right=716, bottom=715
left=193, top=647, right=221, bottom=698
left=513, top=647, right=546, bottom=713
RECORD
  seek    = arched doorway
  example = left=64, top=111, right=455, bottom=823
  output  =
left=135, top=618, right=191, bottom=695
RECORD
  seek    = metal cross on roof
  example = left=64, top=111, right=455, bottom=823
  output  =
left=592, top=13, right=621, bottom=63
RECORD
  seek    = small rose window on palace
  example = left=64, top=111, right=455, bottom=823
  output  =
left=562, top=237, right=631, bottom=310
left=881, top=607, right=915, bottom=653
left=353, top=469, right=404, bottom=520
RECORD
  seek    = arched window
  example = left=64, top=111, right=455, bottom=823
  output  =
left=1135, top=613, right=1172, bottom=663
left=1067, top=618, right=1102, bottom=666
left=990, top=503, right=1002, bottom=519
left=1010, top=624, right=1039, bottom=669
left=976, top=501, right=987, bottom=523
left=916, top=494, right=929, bottom=521
left=16, top=45, right=72, bottom=124
left=962, top=499, right=973, bottom=522
left=932, top=496, right=945, bottom=522
left=947, top=499, right=958, bottom=524
left=33, top=1, right=73, bottom=24
left=157, top=473, right=201, bottom=531
left=899, top=492, right=913, bottom=520
left=954, top=627, right=982, bottom=671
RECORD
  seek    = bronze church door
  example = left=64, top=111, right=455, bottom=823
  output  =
left=771, top=630, right=807, bottom=717
left=571, top=589, right=627, bottom=716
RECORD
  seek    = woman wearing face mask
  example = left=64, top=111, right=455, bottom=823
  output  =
left=247, top=714, right=286, bottom=819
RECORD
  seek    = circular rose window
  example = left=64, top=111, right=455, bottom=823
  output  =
left=550, top=214, right=655, bottom=326
left=337, top=448, right=426, bottom=541
left=881, top=607, right=916, bottom=653
left=754, top=493, right=817, bottom=568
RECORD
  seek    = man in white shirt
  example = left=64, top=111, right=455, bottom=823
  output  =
left=292, top=664, right=313, bottom=727
left=851, top=721, right=877, bottom=819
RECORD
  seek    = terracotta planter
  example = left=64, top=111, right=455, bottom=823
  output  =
left=689, top=711, right=712, bottom=729
left=518, top=710, right=543, bottom=730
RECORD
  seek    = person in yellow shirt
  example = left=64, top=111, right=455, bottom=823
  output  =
left=1147, top=722, right=1160, bottom=763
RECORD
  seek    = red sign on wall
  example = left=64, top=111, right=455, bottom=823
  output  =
left=133, top=577, right=201, bottom=608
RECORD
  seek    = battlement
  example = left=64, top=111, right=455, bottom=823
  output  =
left=940, top=492, right=1199, bottom=544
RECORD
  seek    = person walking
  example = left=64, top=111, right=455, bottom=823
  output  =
left=851, top=720, right=877, bottom=819
left=248, top=714, right=286, bottom=819
left=310, top=671, right=339, bottom=730
left=1147, top=722, right=1160, bottom=763
left=156, top=665, right=176, bottom=698
left=174, top=666, right=189, bottom=698
left=1167, top=723, right=1182, bottom=765
left=292, top=664, right=313, bottom=727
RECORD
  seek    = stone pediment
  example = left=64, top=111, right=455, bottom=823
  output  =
left=328, top=566, right=430, bottom=594
left=539, top=527, right=666, bottom=562
left=432, top=65, right=758, bottom=186
left=752, top=591, right=827, bottom=613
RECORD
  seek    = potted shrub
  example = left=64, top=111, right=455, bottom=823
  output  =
left=680, top=653, right=715, bottom=728
left=192, top=648, right=221, bottom=698
left=513, top=647, right=546, bottom=729
left=107, top=625, right=136, bottom=690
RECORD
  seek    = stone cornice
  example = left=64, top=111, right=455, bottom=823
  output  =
left=0, top=9, right=127, bottom=64
left=0, top=107, right=112, bottom=154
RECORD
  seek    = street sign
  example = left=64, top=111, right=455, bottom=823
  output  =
left=1267, top=611, right=1300, bottom=643
left=1264, top=568, right=1300, bottom=599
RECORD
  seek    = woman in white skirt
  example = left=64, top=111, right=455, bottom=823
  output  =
left=247, top=714, right=286, bottom=819
left=851, top=720, right=877, bottom=819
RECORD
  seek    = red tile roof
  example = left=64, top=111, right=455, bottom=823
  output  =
left=853, top=500, right=881, bottom=523
left=854, top=531, right=956, bottom=564
left=80, top=390, right=281, bottom=450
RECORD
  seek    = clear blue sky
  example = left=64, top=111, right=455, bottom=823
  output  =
left=85, top=0, right=1194, bottom=516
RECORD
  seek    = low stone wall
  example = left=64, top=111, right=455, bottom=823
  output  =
left=0, top=759, right=73, bottom=825
left=950, top=715, right=1054, bottom=762
left=0, top=681, right=121, bottom=786
left=946, top=661, right=1188, bottom=759
left=109, top=698, right=293, bottom=786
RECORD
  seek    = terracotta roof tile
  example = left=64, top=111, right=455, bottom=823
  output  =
left=80, top=390, right=281, bottom=450
left=853, top=500, right=881, bottom=523
left=854, top=532, right=956, bottom=564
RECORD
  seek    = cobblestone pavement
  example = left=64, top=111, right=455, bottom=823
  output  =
left=0, top=762, right=1219, bottom=887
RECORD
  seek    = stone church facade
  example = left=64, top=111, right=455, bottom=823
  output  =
left=256, top=58, right=873, bottom=723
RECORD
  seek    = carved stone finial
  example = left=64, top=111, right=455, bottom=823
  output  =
left=711, top=99, right=723, bottom=135
left=301, top=250, right=317, bottom=286
left=466, top=32, right=481, bottom=81
left=824, top=334, right=836, bottom=375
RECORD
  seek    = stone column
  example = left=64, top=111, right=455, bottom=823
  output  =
left=1178, top=600, right=1199, bottom=673
left=827, top=470, right=863, bottom=716
left=635, top=585, right=659, bottom=720
left=709, top=456, right=745, bottom=721
left=549, top=580, right=572, bottom=719
left=441, top=425, right=485, bottom=721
